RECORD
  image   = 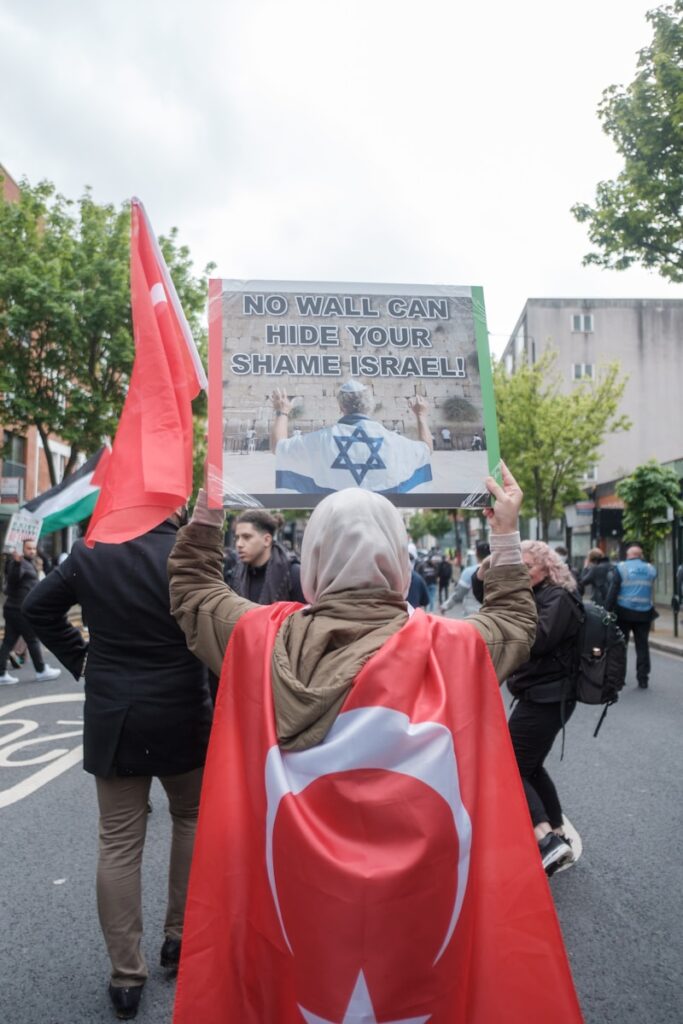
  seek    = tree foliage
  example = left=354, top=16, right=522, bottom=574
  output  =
left=0, top=178, right=213, bottom=485
left=616, top=459, right=683, bottom=559
left=494, top=352, right=630, bottom=540
left=408, top=509, right=453, bottom=544
left=572, top=1, right=683, bottom=282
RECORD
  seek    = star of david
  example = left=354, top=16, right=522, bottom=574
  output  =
left=331, top=426, right=386, bottom=484
left=299, top=970, right=431, bottom=1024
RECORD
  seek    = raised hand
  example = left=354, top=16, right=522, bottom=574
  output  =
left=482, top=461, right=523, bottom=534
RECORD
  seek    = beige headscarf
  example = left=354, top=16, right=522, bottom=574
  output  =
left=300, top=487, right=412, bottom=602
left=273, top=488, right=412, bottom=751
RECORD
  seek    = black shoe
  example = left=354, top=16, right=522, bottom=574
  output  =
left=538, top=832, right=574, bottom=876
left=160, top=936, right=181, bottom=972
left=638, top=679, right=649, bottom=689
left=108, top=983, right=143, bottom=1020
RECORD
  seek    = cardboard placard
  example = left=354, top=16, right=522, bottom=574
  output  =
left=3, top=510, right=43, bottom=552
left=208, top=280, right=499, bottom=508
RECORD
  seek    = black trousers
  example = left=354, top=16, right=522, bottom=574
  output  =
left=508, top=699, right=576, bottom=829
left=617, top=616, right=651, bottom=684
left=0, top=605, right=45, bottom=673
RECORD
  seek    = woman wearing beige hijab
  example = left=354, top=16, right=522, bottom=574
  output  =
left=165, top=466, right=585, bottom=1024
left=168, top=464, right=535, bottom=749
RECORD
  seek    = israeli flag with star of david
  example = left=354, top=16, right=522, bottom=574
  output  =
left=275, top=414, right=433, bottom=495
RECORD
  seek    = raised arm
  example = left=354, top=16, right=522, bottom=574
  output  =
left=270, top=388, right=293, bottom=451
left=408, top=395, right=433, bottom=451
left=168, top=490, right=258, bottom=676
left=466, top=463, right=537, bottom=682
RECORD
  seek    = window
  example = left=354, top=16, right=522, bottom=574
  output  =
left=581, top=464, right=598, bottom=483
left=2, top=431, right=27, bottom=478
left=571, top=313, right=593, bottom=332
left=572, top=363, right=594, bottom=380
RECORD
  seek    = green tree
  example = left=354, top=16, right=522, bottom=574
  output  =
left=0, top=178, right=213, bottom=486
left=572, top=1, right=683, bottom=281
left=616, top=459, right=683, bottom=559
left=408, top=509, right=453, bottom=545
left=494, top=352, right=630, bottom=540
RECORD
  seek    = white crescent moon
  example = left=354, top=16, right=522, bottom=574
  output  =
left=264, top=705, right=472, bottom=965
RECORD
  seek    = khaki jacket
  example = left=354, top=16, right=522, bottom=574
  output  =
left=168, top=522, right=536, bottom=688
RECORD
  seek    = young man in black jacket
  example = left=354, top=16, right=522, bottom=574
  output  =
left=23, top=519, right=213, bottom=1021
left=230, top=509, right=305, bottom=603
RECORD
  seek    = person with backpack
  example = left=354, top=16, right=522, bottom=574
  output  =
left=505, top=541, right=582, bottom=876
left=578, top=548, right=615, bottom=608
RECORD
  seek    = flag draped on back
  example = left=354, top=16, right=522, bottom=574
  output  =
left=173, top=605, right=584, bottom=1024
left=85, top=199, right=206, bottom=546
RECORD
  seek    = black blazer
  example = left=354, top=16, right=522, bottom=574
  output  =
left=23, top=522, right=212, bottom=778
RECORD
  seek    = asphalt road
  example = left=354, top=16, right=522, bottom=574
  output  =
left=0, top=640, right=681, bottom=1024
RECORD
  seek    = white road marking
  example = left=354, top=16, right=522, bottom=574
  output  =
left=0, top=694, right=85, bottom=808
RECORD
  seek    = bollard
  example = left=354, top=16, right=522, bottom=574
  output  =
left=672, top=594, right=680, bottom=638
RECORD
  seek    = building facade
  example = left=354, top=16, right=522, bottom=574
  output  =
left=502, top=298, right=683, bottom=597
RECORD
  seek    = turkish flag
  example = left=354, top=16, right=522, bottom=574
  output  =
left=173, top=605, right=584, bottom=1024
left=84, top=199, right=206, bottom=546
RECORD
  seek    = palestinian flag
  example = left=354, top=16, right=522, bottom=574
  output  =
left=22, top=447, right=110, bottom=535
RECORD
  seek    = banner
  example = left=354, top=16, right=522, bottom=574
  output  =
left=208, top=281, right=499, bottom=509
left=3, top=510, right=43, bottom=552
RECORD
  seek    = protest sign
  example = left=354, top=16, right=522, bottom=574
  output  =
left=3, top=510, right=43, bottom=552
left=207, top=280, right=500, bottom=508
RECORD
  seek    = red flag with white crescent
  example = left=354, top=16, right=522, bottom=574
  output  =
left=173, top=604, right=584, bottom=1024
left=84, top=199, right=206, bottom=546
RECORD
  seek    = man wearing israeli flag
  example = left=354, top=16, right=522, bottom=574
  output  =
left=271, top=380, right=434, bottom=495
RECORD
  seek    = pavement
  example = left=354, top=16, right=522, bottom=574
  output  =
left=645, top=603, right=683, bottom=657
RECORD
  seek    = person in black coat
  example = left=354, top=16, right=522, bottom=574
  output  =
left=23, top=518, right=213, bottom=1021
left=506, top=540, right=581, bottom=877
left=437, top=556, right=453, bottom=604
left=578, top=547, right=615, bottom=608
left=0, top=539, right=61, bottom=684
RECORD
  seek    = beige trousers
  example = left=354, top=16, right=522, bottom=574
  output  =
left=95, top=767, right=203, bottom=986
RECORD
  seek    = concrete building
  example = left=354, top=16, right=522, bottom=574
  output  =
left=503, top=298, right=683, bottom=483
left=501, top=298, right=683, bottom=597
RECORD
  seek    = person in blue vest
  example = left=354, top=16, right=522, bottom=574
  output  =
left=606, top=544, right=657, bottom=689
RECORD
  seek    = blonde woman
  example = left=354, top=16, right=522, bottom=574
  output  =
left=506, top=541, right=582, bottom=875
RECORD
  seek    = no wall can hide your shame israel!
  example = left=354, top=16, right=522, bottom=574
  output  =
left=207, top=280, right=500, bottom=510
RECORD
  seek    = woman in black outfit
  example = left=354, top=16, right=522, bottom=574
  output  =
left=507, top=541, right=581, bottom=875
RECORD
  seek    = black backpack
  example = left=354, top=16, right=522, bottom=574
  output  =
left=566, top=593, right=627, bottom=735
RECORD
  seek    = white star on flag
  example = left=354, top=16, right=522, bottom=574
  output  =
left=299, top=971, right=431, bottom=1024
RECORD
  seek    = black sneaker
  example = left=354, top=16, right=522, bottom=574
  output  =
left=538, top=833, right=573, bottom=876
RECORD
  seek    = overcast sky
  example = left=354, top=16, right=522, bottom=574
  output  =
left=2, top=0, right=679, bottom=356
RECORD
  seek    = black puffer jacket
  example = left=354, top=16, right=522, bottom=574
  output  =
left=507, top=581, right=581, bottom=702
